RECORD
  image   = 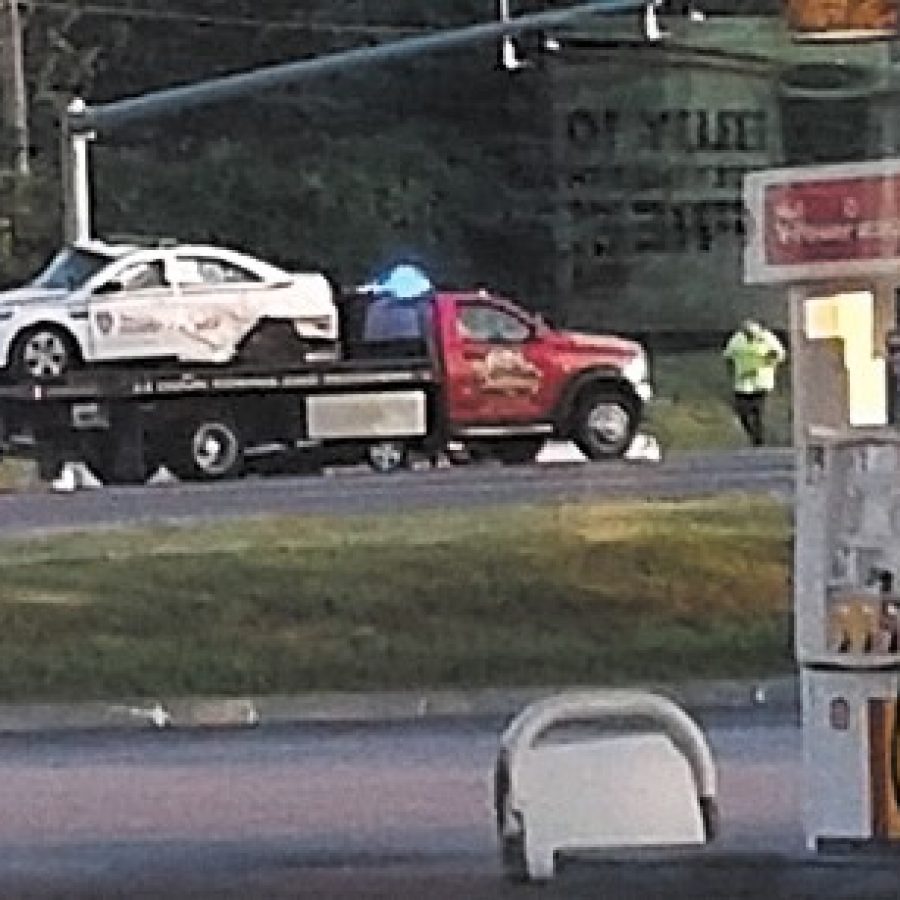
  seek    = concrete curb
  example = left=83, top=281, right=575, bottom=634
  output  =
left=0, top=674, right=799, bottom=734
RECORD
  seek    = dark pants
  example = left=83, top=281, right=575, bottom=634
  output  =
left=733, top=391, right=767, bottom=446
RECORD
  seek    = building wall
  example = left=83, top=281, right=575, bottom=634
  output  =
left=544, top=16, right=892, bottom=336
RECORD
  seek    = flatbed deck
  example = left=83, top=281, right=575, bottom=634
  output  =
left=0, top=356, right=441, bottom=483
left=0, top=355, right=437, bottom=401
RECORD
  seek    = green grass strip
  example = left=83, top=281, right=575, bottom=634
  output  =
left=0, top=494, right=793, bottom=701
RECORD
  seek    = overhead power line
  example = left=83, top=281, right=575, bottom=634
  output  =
left=72, top=0, right=646, bottom=134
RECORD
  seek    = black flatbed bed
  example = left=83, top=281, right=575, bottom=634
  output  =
left=0, top=355, right=437, bottom=401
left=0, top=354, right=442, bottom=483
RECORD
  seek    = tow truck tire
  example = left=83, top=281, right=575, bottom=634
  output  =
left=366, top=440, right=408, bottom=474
left=571, top=388, right=637, bottom=460
left=488, top=439, right=544, bottom=465
left=10, top=325, right=79, bottom=382
left=82, top=439, right=156, bottom=486
left=167, top=417, right=245, bottom=481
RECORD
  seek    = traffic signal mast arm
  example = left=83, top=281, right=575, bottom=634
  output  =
left=68, top=0, right=646, bottom=136
left=62, top=0, right=650, bottom=242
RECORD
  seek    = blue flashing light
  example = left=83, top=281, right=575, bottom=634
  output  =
left=366, top=264, right=434, bottom=300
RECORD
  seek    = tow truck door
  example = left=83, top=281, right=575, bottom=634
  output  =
left=443, top=295, right=560, bottom=424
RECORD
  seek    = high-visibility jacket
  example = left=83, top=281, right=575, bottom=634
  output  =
left=723, top=327, right=785, bottom=394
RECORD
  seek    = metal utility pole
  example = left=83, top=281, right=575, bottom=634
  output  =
left=61, top=98, right=93, bottom=243
left=1, top=0, right=29, bottom=175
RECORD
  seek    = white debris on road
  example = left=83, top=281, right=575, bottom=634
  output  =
left=51, top=463, right=102, bottom=492
left=538, top=435, right=662, bottom=465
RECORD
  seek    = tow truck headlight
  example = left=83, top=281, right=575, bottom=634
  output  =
left=623, top=350, right=653, bottom=402
left=623, top=350, right=648, bottom=386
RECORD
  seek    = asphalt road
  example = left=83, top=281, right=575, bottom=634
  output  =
left=0, top=447, right=793, bottom=535
left=0, top=713, right=896, bottom=899
left=0, top=447, right=825, bottom=899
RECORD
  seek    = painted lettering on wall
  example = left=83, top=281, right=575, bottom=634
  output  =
left=558, top=104, right=772, bottom=280
left=565, top=108, right=768, bottom=156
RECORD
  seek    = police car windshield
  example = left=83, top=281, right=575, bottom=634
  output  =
left=32, top=247, right=111, bottom=290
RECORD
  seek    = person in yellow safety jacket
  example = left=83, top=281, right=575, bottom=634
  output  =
left=722, top=319, right=786, bottom=447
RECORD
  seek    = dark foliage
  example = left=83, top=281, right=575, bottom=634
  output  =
left=3, top=1, right=561, bottom=295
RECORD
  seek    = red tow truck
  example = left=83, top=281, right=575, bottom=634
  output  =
left=0, top=280, right=652, bottom=484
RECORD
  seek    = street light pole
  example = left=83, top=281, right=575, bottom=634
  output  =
left=1, top=0, right=28, bottom=175
left=61, top=98, right=93, bottom=243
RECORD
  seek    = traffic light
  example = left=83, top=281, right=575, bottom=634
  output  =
left=640, top=0, right=705, bottom=41
left=497, top=0, right=561, bottom=71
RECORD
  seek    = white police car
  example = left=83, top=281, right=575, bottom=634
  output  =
left=0, top=240, right=338, bottom=380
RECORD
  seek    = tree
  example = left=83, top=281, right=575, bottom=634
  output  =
left=7, top=0, right=556, bottom=296
left=1, top=0, right=131, bottom=282
left=0, top=0, right=28, bottom=175
left=92, top=123, right=514, bottom=286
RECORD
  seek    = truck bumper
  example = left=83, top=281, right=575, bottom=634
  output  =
left=635, top=380, right=653, bottom=403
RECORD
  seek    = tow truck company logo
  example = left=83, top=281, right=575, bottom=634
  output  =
left=95, top=311, right=114, bottom=335
left=472, top=349, right=541, bottom=395
left=764, top=176, right=900, bottom=266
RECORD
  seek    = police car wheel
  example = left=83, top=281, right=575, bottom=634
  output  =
left=10, top=326, right=78, bottom=382
left=237, top=321, right=303, bottom=364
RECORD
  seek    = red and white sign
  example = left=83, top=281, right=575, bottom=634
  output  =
left=745, top=159, right=900, bottom=284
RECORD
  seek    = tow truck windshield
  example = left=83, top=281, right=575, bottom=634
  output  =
left=31, top=247, right=113, bottom=290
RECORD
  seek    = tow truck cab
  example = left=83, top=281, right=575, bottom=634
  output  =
left=0, top=281, right=652, bottom=483
left=342, top=287, right=652, bottom=462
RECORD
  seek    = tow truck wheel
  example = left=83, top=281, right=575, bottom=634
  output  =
left=82, top=437, right=157, bottom=486
left=366, top=440, right=407, bottom=474
left=167, top=418, right=245, bottom=481
left=10, top=326, right=78, bottom=382
left=572, top=389, right=636, bottom=460
left=488, top=439, right=544, bottom=465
